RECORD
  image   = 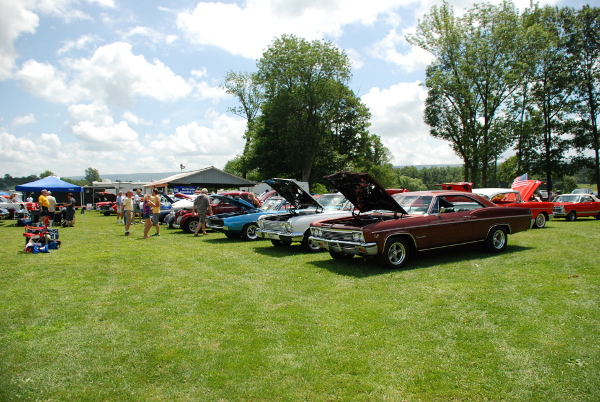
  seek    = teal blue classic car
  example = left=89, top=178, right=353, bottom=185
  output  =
left=206, top=196, right=290, bottom=240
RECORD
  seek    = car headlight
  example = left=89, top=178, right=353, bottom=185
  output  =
left=311, top=227, right=322, bottom=237
left=284, top=222, right=293, bottom=232
left=352, top=231, right=364, bottom=242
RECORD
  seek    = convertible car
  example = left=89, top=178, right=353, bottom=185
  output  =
left=309, top=171, right=533, bottom=269
left=552, top=194, right=600, bottom=221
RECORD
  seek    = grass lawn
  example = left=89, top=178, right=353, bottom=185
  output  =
left=1, top=211, right=599, bottom=401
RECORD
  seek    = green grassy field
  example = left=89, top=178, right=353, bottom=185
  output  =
left=1, top=211, right=599, bottom=401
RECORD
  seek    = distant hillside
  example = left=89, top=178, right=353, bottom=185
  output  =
left=65, top=172, right=180, bottom=182
left=394, top=164, right=463, bottom=170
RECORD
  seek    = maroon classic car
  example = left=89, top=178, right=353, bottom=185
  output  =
left=309, top=172, right=533, bottom=269
left=552, top=194, right=600, bottom=221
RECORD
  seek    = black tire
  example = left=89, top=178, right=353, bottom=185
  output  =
left=485, top=227, right=507, bottom=253
left=301, top=230, right=322, bottom=252
left=241, top=223, right=259, bottom=241
left=379, top=237, right=411, bottom=269
left=103, top=211, right=111, bottom=216
left=271, top=239, right=292, bottom=247
left=566, top=210, right=577, bottom=222
left=224, top=232, right=239, bottom=239
left=329, top=250, right=354, bottom=260
left=183, top=217, right=199, bottom=233
left=534, top=213, right=547, bottom=228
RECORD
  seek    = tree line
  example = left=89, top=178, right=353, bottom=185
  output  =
left=222, top=1, right=599, bottom=193
left=0, top=168, right=101, bottom=190
left=407, top=1, right=599, bottom=192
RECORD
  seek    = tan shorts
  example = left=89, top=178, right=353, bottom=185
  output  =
left=125, top=210, right=135, bottom=224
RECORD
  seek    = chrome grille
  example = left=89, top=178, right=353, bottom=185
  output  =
left=322, top=229, right=354, bottom=242
left=262, top=220, right=284, bottom=232
left=208, top=218, right=224, bottom=228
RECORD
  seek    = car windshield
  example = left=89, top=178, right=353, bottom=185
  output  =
left=392, top=194, right=434, bottom=215
left=555, top=195, right=581, bottom=203
left=259, top=198, right=288, bottom=211
left=572, top=189, right=591, bottom=194
left=316, top=194, right=346, bottom=209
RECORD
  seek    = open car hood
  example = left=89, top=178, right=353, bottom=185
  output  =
left=324, top=171, right=407, bottom=214
left=263, top=179, right=322, bottom=210
left=211, top=194, right=256, bottom=210
left=511, top=180, right=543, bottom=201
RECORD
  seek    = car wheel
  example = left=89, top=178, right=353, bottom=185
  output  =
left=329, top=250, right=354, bottom=260
left=241, top=223, right=259, bottom=241
left=379, top=237, right=410, bottom=269
left=301, top=229, right=321, bottom=252
left=485, top=226, right=507, bottom=253
left=183, top=217, right=199, bottom=233
left=271, top=239, right=292, bottom=247
left=566, top=210, right=577, bottom=221
left=103, top=211, right=111, bottom=216
left=533, top=213, right=546, bottom=228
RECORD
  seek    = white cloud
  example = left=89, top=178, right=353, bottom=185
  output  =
left=370, top=28, right=434, bottom=72
left=12, top=113, right=37, bottom=126
left=124, top=26, right=178, bottom=45
left=57, top=34, right=101, bottom=55
left=66, top=102, right=140, bottom=151
left=0, top=0, right=39, bottom=80
left=16, top=59, right=90, bottom=103
left=17, top=42, right=193, bottom=107
left=148, top=111, right=246, bottom=158
left=362, top=81, right=461, bottom=166
left=122, top=111, right=151, bottom=126
left=176, top=0, right=414, bottom=59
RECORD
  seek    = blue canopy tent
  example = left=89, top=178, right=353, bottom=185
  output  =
left=15, top=176, right=84, bottom=207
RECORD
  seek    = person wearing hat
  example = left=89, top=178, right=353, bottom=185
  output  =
left=192, top=188, right=213, bottom=236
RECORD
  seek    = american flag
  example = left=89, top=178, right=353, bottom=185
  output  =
left=512, top=173, right=528, bottom=187
left=511, top=173, right=532, bottom=197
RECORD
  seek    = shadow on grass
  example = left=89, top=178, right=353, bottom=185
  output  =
left=307, top=244, right=534, bottom=278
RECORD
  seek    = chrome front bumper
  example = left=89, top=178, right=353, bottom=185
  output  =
left=309, top=237, right=378, bottom=256
left=257, top=230, right=304, bottom=242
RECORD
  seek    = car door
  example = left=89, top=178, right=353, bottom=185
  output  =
left=428, top=195, right=487, bottom=248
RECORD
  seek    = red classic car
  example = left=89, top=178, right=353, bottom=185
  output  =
left=473, top=180, right=554, bottom=228
left=95, top=192, right=117, bottom=215
left=552, top=194, right=600, bottom=221
left=176, top=194, right=257, bottom=233
left=309, top=172, right=533, bottom=269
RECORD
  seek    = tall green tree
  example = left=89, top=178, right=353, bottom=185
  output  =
left=40, top=170, right=55, bottom=179
left=221, top=71, right=264, bottom=178
left=563, top=6, right=600, bottom=193
left=249, top=34, right=378, bottom=184
left=518, top=5, right=577, bottom=193
left=408, top=1, right=536, bottom=186
left=84, top=167, right=101, bottom=185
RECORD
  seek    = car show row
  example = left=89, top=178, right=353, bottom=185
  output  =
left=9, top=171, right=598, bottom=269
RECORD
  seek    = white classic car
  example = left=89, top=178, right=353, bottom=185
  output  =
left=256, top=178, right=351, bottom=252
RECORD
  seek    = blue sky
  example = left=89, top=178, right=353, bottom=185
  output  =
left=0, top=0, right=589, bottom=178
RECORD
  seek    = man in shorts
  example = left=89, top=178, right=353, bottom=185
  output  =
left=123, top=191, right=135, bottom=236
left=38, top=189, right=50, bottom=226
left=192, top=188, right=213, bottom=236
left=150, top=188, right=161, bottom=237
